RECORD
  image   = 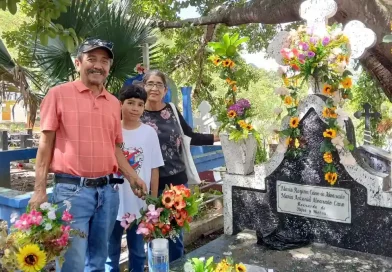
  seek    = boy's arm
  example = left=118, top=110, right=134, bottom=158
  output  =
left=151, top=168, right=159, bottom=197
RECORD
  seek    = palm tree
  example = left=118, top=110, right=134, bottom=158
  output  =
left=32, top=0, right=159, bottom=96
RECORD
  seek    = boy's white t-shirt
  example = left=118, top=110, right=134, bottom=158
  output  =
left=115, top=123, right=164, bottom=221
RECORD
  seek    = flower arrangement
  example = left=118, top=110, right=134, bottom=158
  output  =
left=121, top=184, right=202, bottom=242
left=274, top=75, right=305, bottom=158
left=278, top=23, right=355, bottom=185
left=184, top=256, right=246, bottom=272
left=207, top=33, right=260, bottom=142
left=0, top=201, right=83, bottom=272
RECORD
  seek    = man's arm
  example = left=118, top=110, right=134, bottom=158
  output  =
left=150, top=168, right=159, bottom=197
left=29, top=131, right=56, bottom=209
left=115, top=145, right=147, bottom=198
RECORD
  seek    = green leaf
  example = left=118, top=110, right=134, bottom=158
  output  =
left=215, top=48, right=226, bottom=56
left=205, top=256, right=214, bottom=267
left=208, top=42, right=225, bottom=50
left=226, top=45, right=236, bottom=57
left=342, top=70, right=353, bottom=77
left=223, top=33, right=230, bottom=48
left=382, top=35, right=392, bottom=43
left=0, top=0, right=7, bottom=11
left=233, top=37, right=250, bottom=47
left=7, top=0, right=17, bottom=14
left=230, top=33, right=239, bottom=44
left=39, top=33, right=49, bottom=46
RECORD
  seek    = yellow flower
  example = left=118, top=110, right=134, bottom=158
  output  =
left=285, top=137, right=292, bottom=146
left=325, top=172, right=338, bottom=185
left=222, top=59, right=232, bottom=67
left=341, top=77, right=352, bottom=89
left=337, top=55, right=346, bottom=62
left=323, top=128, right=337, bottom=139
left=228, top=110, right=237, bottom=118
left=295, top=138, right=300, bottom=148
left=212, top=57, right=221, bottom=66
left=322, top=107, right=337, bottom=119
left=322, top=84, right=333, bottom=96
left=283, top=76, right=290, bottom=87
left=17, top=244, right=47, bottom=272
left=341, top=35, right=349, bottom=43
left=238, top=120, right=246, bottom=128
left=226, top=78, right=232, bottom=84
left=229, top=60, right=236, bottom=68
left=236, top=263, right=247, bottom=272
left=232, top=85, right=238, bottom=92
left=289, top=117, right=299, bottom=128
left=323, top=152, right=333, bottom=163
left=246, top=124, right=253, bottom=130
left=284, top=95, right=293, bottom=105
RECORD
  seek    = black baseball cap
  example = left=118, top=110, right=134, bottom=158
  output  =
left=78, top=38, right=114, bottom=59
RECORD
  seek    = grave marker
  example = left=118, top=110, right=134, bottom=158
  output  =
left=193, top=101, right=220, bottom=134
left=354, top=102, right=381, bottom=145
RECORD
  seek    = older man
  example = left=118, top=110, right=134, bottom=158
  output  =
left=29, top=39, right=147, bottom=272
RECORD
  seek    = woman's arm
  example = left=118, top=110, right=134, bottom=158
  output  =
left=175, top=107, right=215, bottom=146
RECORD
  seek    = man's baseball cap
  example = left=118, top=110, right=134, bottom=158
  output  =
left=78, top=38, right=114, bottom=59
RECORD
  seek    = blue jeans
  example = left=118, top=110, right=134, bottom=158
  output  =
left=105, top=221, right=146, bottom=272
left=53, top=179, right=119, bottom=272
left=158, top=186, right=185, bottom=263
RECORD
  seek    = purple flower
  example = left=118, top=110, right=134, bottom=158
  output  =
left=299, top=42, right=309, bottom=51
left=229, top=104, right=244, bottom=116
left=310, top=37, right=318, bottom=44
left=322, top=37, right=330, bottom=46
left=307, top=51, right=316, bottom=58
left=237, top=99, right=251, bottom=109
left=298, top=54, right=306, bottom=61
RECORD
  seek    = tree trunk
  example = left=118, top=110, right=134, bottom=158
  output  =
left=158, top=0, right=392, bottom=100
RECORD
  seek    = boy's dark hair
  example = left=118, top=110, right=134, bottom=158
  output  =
left=118, top=84, right=147, bottom=103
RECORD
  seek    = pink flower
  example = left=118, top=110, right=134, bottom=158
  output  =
left=56, top=232, right=69, bottom=247
left=61, top=225, right=71, bottom=232
left=29, top=210, right=43, bottom=226
left=136, top=222, right=151, bottom=236
left=62, top=210, right=73, bottom=222
left=146, top=205, right=164, bottom=224
left=14, top=214, right=32, bottom=230
left=280, top=48, right=294, bottom=59
left=160, top=109, right=171, bottom=120
left=121, top=213, right=136, bottom=230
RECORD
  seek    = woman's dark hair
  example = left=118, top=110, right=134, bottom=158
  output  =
left=118, top=84, right=147, bottom=103
left=142, top=70, right=167, bottom=86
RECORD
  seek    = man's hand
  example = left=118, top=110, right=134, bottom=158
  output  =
left=29, top=191, right=48, bottom=210
left=129, top=176, right=147, bottom=198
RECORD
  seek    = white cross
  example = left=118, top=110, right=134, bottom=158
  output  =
left=343, top=20, right=377, bottom=59
left=193, top=101, right=220, bottom=134
left=267, top=31, right=291, bottom=65
left=299, top=0, right=337, bottom=37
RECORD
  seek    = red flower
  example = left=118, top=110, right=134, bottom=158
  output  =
left=62, top=210, right=73, bottom=222
left=162, top=190, right=175, bottom=208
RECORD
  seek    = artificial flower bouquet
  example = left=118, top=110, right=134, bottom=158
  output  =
left=207, top=33, right=260, bottom=142
left=121, top=184, right=202, bottom=242
left=274, top=23, right=356, bottom=185
left=0, top=201, right=83, bottom=272
left=184, top=256, right=247, bottom=272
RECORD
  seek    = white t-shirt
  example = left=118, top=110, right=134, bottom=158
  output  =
left=115, top=123, right=164, bottom=221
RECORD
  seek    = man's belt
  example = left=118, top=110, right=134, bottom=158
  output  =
left=54, top=173, right=124, bottom=187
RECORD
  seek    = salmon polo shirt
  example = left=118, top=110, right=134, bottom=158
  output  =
left=40, top=80, right=123, bottom=178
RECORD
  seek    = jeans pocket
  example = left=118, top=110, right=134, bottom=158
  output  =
left=109, top=183, right=119, bottom=193
left=54, top=183, right=83, bottom=203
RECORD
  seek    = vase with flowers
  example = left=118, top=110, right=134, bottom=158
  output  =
left=207, top=33, right=260, bottom=175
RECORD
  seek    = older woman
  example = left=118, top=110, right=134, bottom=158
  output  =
left=140, top=70, right=219, bottom=262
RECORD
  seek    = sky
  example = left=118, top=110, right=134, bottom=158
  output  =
left=179, top=6, right=279, bottom=71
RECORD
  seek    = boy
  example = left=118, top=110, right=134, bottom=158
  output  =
left=105, top=85, right=164, bottom=272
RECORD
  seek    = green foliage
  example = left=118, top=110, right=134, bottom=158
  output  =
left=348, top=70, right=390, bottom=147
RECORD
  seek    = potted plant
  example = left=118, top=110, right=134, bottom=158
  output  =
left=207, top=33, right=260, bottom=175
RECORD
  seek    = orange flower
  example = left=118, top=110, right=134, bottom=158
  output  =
left=322, top=84, right=333, bottom=96
left=227, top=110, right=236, bottom=118
left=222, top=59, right=232, bottom=67
left=174, top=194, right=186, bottom=210
left=226, top=78, right=237, bottom=85
left=246, top=124, right=253, bottom=130
left=323, top=129, right=337, bottom=139
left=176, top=184, right=191, bottom=197
left=289, top=117, right=299, bottom=128
left=285, top=137, right=292, bottom=146
left=238, top=120, right=246, bottom=128
left=284, top=96, right=293, bottom=106
left=341, top=77, right=352, bottom=89
left=229, top=60, right=235, bottom=68
left=283, top=76, right=290, bottom=87
left=180, top=209, right=189, bottom=219
left=323, top=152, right=333, bottom=163
left=226, top=78, right=232, bottom=84
left=162, top=190, right=175, bottom=208
left=232, top=85, right=238, bottom=92
left=325, top=172, right=338, bottom=185
left=212, top=58, right=221, bottom=66
left=337, top=55, right=346, bottom=62
left=322, top=107, right=337, bottom=119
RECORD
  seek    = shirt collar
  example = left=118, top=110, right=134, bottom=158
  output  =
left=73, top=80, right=110, bottom=101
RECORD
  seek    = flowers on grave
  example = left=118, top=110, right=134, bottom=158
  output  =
left=207, top=33, right=260, bottom=142
left=274, top=78, right=306, bottom=159
left=0, top=201, right=84, bottom=272
left=184, top=256, right=247, bottom=272
left=120, top=184, right=202, bottom=242
left=275, top=23, right=355, bottom=185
